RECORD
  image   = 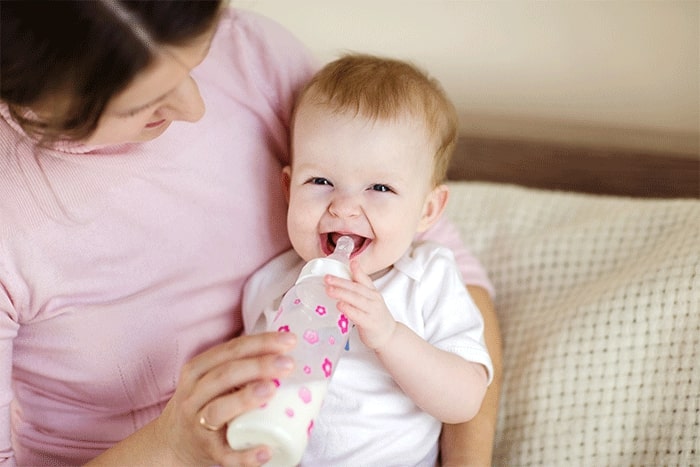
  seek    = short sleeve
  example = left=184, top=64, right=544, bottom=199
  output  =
left=407, top=244, right=494, bottom=384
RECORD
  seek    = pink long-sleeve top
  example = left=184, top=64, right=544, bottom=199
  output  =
left=0, top=8, right=492, bottom=466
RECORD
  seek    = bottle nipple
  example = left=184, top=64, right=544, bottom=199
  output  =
left=329, top=235, right=354, bottom=263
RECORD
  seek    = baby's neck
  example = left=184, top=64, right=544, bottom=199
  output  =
left=369, top=265, right=393, bottom=281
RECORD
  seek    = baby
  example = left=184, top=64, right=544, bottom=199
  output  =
left=242, top=53, right=493, bottom=466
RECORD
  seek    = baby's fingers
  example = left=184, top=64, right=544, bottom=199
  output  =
left=348, top=259, right=374, bottom=286
left=324, top=276, right=374, bottom=308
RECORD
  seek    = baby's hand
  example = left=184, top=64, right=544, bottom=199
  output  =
left=324, top=260, right=397, bottom=351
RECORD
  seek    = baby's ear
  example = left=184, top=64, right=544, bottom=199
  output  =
left=281, top=166, right=292, bottom=204
left=417, top=184, right=449, bottom=232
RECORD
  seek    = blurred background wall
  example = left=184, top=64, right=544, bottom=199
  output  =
left=236, top=0, right=698, bottom=158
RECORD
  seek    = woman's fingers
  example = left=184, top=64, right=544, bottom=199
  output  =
left=196, top=352, right=293, bottom=403
left=154, top=332, right=299, bottom=467
left=218, top=445, right=272, bottom=467
left=163, top=333, right=296, bottom=466
left=179, top=332, right=297, bottom=433
left=188, top=424, right=271, bottom=467
left=182, top=331, right=296, bottom=386
left=197, top=358, right=293, bottom=428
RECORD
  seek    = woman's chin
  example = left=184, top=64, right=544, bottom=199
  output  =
left=140, top=120, right=171, bottom=139
left=126, top=120, right=172, bottom=143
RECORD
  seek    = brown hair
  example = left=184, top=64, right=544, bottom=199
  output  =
left=0, top=0, right=223, bottom=142
left=296, top=53, right=458, bottom=186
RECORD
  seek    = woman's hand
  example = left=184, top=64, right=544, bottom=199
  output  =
left=162, top=331, right=297, bottom=466
left=88, top=331, right=297, bottom=467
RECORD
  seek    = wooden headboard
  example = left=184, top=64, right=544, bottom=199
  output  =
left=448, top=136, right=699, bottom=199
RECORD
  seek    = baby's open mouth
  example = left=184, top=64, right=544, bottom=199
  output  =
left=324, top=232, right=370, bottom=258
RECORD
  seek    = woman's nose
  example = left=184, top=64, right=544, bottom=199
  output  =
left=328, top=193, right=361, bottom=218
left=158, top=76, right=205, bottom=122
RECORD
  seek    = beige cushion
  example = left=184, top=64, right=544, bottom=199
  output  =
left=445, top=181, right=699, bottom=466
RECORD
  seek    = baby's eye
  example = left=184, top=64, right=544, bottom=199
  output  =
left=371, top=184, right=393, bottom=193
left=308, top=177, right=332, bottom=186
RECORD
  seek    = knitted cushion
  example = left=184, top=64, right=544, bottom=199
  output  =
left=445, top=181, right=699, bottom=466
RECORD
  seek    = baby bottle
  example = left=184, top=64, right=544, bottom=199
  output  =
left=227, top=236, right=355, bottom=467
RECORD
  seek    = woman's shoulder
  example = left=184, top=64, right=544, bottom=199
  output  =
left=198, top=7, right=316, bottom=131
left=226, top=8, right=302, bottom=46
left=209, top=7, right=315, bottom=77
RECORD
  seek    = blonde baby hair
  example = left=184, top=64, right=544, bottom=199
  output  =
left=294, top=53, right=458, bottom=186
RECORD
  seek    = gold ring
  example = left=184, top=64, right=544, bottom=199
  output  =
left=199, top=414, right=221, bottom=432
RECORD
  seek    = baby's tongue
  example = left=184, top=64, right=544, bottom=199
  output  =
left=330, top=233, right=362, bottom=253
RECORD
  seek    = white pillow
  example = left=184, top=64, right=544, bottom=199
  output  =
left=445, top=181, right=699, bottom=466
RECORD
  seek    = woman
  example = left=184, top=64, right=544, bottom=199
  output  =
left=0, top=1, right=501, bottom=465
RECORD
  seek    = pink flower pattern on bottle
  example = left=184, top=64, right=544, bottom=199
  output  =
left=321, top=357, right=333, bottom=378
left=303, top=329, right=319, bottom=344
left=266, top=282, right=350, bottom=443
left=338, top=314, right=349, bottom=334
left=298, top=386, right=312, bottom=404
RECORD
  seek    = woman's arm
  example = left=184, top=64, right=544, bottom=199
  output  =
left=440, top=285, right=503, bottom=467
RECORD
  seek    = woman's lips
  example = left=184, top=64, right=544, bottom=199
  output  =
left=145, top=119, right=167, bottom=128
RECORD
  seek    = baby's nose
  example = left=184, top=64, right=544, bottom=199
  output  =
left=328, top=193, right=361, bottom=218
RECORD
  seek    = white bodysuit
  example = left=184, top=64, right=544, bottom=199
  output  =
left=243, top=242, right=493, bottom=467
